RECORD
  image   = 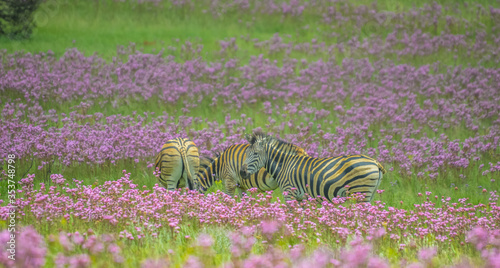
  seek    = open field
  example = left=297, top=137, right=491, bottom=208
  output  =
left=1, top=0, right=500, bottom=267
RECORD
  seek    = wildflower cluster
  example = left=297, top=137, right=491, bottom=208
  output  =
left=0, top=173, right=499, bottom=267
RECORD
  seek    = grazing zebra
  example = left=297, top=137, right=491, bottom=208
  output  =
left=195, top=143, right=308, bottom=196
left=240, top=132, right=386, bottom=203
left=154, top=138, right=200, bottom=191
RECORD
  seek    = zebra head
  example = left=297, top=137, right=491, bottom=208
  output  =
left=240, top=132, right=269, bottom=179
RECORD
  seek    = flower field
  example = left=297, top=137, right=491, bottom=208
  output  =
left=1, top=0, right=500, bottom=267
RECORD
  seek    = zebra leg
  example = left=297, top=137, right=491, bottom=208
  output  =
left=167, top=168, right=181, bottom=191
left=279, top=184, right=295, bottom=203
left=166, top=168, right=182, bottom=191
left=368, top=170, right=384, bottom=203
left=238, top=187, right=247, bottom=198
left=224, top=177, right=237, bottom=197
left=281, top=188, right=299, bottom=213
left=158, top=153, right=183, bottom=191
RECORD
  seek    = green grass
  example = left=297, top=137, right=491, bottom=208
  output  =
left=1, top=0, right=499, bottom=65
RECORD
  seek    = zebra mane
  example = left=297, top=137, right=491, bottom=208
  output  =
left=249, top=129, right=265, bottom=144
left=271, top=137, right=299, bottom=154
left=251, top=131, right=303, bottom=156
left=250, top=129, right=281, bottom=144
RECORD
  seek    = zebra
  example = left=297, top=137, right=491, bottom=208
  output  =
left=154, top=138, right=200, bottom=191
left=195, top=143, right=308, bottom=196
left=240, top=131, right=386, bottom=203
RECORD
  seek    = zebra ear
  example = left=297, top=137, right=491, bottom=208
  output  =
left=245, top=133, right=252, bottom=143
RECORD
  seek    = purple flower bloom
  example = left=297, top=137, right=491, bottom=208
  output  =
left=141, top=258, right=169, bottom=268
left=261, top=221, right=280, bottom=239
left=15, top=227, right=46, bottom=268
left=467, top=227, right=489, bottom=250
left=197, top=233, right=214, bottom=248
left=68, top=254, right=91, bottom=268
left=417, top=247, right=437, bottom=263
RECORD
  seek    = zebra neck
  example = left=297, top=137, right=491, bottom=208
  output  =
left=265, top=147, right=286, bottom=179
left=264, top=140, right=299, bottom=178
left=264, top=155, right=281, bottom=179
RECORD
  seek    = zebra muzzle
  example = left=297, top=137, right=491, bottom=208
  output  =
left=240, top=164, right=249, bottom=179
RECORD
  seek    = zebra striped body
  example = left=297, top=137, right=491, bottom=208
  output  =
left=154, top=138, right=199, bottom=191
left=196, top=143, right=308, bottom=196
left=241, top=133, right=386, bottom=203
